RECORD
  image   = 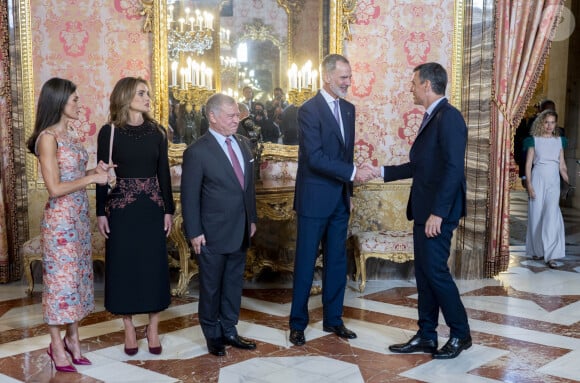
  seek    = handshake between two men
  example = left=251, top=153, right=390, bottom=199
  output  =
left=354, top=162, right=381, bottom=184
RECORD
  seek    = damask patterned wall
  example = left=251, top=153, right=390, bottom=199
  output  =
left=346, top=0, right=456, bottom=168
left=30, top=0, right=150, bottom=167
left=27, top=0, right=457, bottom=181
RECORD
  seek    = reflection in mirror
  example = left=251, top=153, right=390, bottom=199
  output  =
left=144, top=0, right=356, bottom=159
left=166, top=0, right=219, bottom=145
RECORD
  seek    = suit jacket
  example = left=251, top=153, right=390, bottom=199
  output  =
left=181, top=132, right=258, bottom=254
left=294, top=91, right=355, bottom=218
left=383, top=98, right=467, bottom=224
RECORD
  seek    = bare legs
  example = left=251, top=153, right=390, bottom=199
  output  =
left=123, top=312, right=162, bottom=354
left=48, top=324, right=71, bottom=368
left=146, top=312, right=161, bottom=348
left=47, top=322, right=89, bottom=371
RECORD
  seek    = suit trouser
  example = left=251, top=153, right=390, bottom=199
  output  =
left=413, top=222, right=470, bottom=341
left=197, top=247, right=246, bottom=341
left=289, top=199, right=349, bottom=330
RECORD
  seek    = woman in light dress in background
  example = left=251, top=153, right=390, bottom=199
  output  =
left=524, top=109, right=569, bottom=268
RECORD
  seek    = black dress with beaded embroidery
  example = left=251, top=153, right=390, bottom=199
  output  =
left=96, top=122, right=175, bottom=315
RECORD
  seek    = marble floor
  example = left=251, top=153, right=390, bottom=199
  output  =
left=1, top=190, right=579, bottom=382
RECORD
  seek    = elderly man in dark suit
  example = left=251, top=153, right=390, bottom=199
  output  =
left=373, top=62, right=471, bottom=359
left=181, top=93, right=258, bottom=357
left=288, top=54, right=373, bottom=346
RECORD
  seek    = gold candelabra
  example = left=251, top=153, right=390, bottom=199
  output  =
left=288, top=88, right=315, bottom=106
left=171, top=85, right=215, bottom=113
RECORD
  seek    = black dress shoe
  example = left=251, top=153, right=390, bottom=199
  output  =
left=289, top=329, right=305, bottom=346
left=207, top=344, right=226, bottom=356
left=432, top=336, right=472, bottom=359
left=224, top=335, right=257, bottom=350
left=207, top=338, right=226, bottom=356
left=389, top=334, right=437, bottom=354
left=322, top=324, right=357, bottom=339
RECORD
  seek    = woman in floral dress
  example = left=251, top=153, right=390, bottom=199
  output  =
left=26, top=78, right=109, bottom=373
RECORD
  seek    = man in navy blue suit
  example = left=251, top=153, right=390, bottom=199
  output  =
left=289, top=54, right=373, bottom=346
left=373, top=62, right=471, bottom=359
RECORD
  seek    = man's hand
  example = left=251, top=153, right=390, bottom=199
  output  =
left=354, top=163, right=375, bottom=183
left=191, top=234, right=206, bottom=255
left=425, top=214, right=442, bottom=238
left=250, top=223, right=257, bottom=237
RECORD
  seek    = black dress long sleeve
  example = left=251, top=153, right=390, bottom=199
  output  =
left=96, top=121, right=174, bottom=315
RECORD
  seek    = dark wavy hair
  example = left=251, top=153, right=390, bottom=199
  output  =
left=26, top=78, right=76, bottom=155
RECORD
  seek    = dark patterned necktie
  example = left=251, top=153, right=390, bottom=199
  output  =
left=418, top=112, right=429, bottom=134
left=226, top=137, right=244, bottom=188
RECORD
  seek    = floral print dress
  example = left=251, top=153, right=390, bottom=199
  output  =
left=39, top=130, right=94, bottom=324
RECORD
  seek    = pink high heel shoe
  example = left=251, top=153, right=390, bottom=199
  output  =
left=47, top=344, right=77, bottom=373
left=63, top=337, right=92, bottom=365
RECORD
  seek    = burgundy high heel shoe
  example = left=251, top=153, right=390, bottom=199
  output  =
left=124, top=326, right=138, bottom=356
left=63, top=337, right=92, bottom=365
left=47, top=344, right=77, bottom=373
left=145, top=325, right=162, bottom=355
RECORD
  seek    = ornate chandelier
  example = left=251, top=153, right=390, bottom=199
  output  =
left=167, top=4, right=214, bottom=59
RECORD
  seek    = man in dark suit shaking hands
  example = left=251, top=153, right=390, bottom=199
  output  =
left=289, top=54, right=373, bottom=346
left=181, top=93, right=258, bottom=357
left=374, top=62, right=471, bottom=359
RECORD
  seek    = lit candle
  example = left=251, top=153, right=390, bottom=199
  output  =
left=189, top=17, right=195, bottom=32
left=193, top=62, right=200, bottom=86
left=206, top=68, right=213, bottom=89
left=179, top=18, right=184, bottom=33
left=168, top=5, right=174, bottom=23
left=171, top=61, right=178, bottom=86
left=311, top=70, right=318, bottom=90
left=180, top=68, right=186, bottom=89
left=200, top=62, right=206, bottom=87
left=289, top=63, right=298, bottom=89
left=196, top=9, right=202, bottom=29
left=208, top=14, right=214, bottom=30
left=186, top=57, right=192, bottom=84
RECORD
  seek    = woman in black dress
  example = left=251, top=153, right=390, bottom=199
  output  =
left=96, top=77, right=174, bottom=356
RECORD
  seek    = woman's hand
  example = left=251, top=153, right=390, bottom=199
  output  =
left=97, top=216, right=110, bottom=238
left=528, top=186, right=536, bottom=200
left=93, top=172, right=109, bottom=185
left=164, top=214, right=173, bottom=237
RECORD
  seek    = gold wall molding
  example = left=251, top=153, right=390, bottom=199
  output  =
left=19, top=0, right=37, bottom=189
left=452, top=0, right=465, bottom=107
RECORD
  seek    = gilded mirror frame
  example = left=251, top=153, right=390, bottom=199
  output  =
left=142, top=0, right=358, bottom=130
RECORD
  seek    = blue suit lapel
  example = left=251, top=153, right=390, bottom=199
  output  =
left=416, top=98, right=448, bottom=138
